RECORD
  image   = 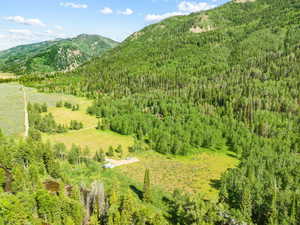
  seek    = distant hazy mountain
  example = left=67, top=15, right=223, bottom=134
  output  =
left=0, top=34, right=118, bottom=74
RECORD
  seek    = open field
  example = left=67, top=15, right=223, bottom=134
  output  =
left=43, top=129, right=133, bottom=155
left=118, top=150, right=239, bottom=200
left=0, top=72, right=17, bottom=79
left=0, top=82, right=133, bottom=153
left=0, top=82, right=87, bottom=135
left=43, top=101, right=133, bottom=154
left=0, top=83, right=25, bottom=135
left=45, top=106, right=97, bottom=128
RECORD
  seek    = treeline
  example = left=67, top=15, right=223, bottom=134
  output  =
left=28, top=102, right=83, bottom=134
left=88, top=97, right=228, bottom=155
left=28, top=102, right=68, bottom=134
left=56, top=100, right=80, bottom=111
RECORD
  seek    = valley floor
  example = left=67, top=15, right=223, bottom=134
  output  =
left=0, top=82, right=238, bottom=200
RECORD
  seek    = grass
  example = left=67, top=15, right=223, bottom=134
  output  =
left=0, top=82, right=89, bottom=135
left=117, top=150, right=239, bottom=200
left=45, top=107, right=97, bottom=128
left=24, top=86, right=85, bottom=108
left=0, top=82, right=238, bottom=201
left=0, top=72, right=16, bottom=79
left=43, top=129, right=133, bottom=155
left=0, top=83, right=25, bottom=135
left=42, top=102, right=134, bottom=155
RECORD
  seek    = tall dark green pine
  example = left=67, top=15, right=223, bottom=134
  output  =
left=143, top=168, right=151, bottom=202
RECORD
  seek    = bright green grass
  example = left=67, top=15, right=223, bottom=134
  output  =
left=118, top=149, right=239, bottom=200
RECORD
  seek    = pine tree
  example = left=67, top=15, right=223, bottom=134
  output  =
left=94, top=149, right=105, bottom=162
left=143, top=168, right=151, bottom=202
left=241, top=186, right=252, bottom=222
left=96, top=120, right=101, bottom=130
left=106, top=146, right=115, bottom=157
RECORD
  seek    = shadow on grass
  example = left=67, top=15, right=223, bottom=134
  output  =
left=210, top=179, right=221, bottom=189
left=226, top=152, right=237, bottom=158
left=130, top=185, right=143, bottom=200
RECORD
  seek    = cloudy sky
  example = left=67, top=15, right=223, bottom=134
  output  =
left=0, top=0, right=229, bottom=50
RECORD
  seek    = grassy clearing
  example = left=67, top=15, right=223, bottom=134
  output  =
left=0, top=83, right=25, bottom=135
left=46, top=107, right=98, bottom=128
left=0, top=82, right=89, bottom=135
left=0, top=72, right=17, bottom=79
left=24, top=86, right=84, bottom=107
left=118, top=150, right=239, bottom=200
left=42, top=101, right=133, bottom=155
left=43, top=129, right=133, bottom=155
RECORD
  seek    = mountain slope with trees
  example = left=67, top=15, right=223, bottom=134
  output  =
left=14, top=0, right=300, bottom=224
left=0, top=34, right=118, bottom=74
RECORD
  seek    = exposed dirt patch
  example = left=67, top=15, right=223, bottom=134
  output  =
left=234, top=0, right=256, bottom=3
left=131, top=32, right=144, bottom=40
left=104, top=157, right=139, bottom=168
left=198, top=14, right=209, bottom=21
left=72, top=50, right=81, bottom=56
left=190, top=25, right=214, bottom=33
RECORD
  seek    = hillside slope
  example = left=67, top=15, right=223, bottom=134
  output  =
left=23, top=0, right=300, bottom=224
left=0, top=34, right=118, bottom=74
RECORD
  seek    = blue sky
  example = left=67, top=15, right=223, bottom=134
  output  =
left=0, top=0, right=229, bottom=50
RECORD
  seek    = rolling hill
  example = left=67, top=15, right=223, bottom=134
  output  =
left=0, top=34, right=118, bottom=74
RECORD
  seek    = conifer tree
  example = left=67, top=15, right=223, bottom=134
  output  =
left=143, top=168, right=151, bottom=202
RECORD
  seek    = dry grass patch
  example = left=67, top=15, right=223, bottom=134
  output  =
left=118, top=151, right=238, bottom=200
left=190, top=25, right=214, bottom=33
left=0, top=72, right=17, bottom=79
left=43, top=129, right=133, bottom=155
left=0, top=83, right=24, bottom=135
left=46, top=107, right=98, bottom=128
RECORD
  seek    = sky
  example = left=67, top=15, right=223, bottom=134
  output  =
left=0, top=0, right=229, bottom=50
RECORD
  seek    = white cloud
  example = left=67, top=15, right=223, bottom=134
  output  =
left=4, top=16, right=45, bottom=26
left=54, top=25, right=64, bottom=30
left=46, top=30, right=54, bottom=34
left=8, top=29, right=32, bottom=35
left=145, top=1, right=215, bottom=22
left=118, top=8, right=134, bottom=16
left=60, top=2, right=88, bottom=9
left=100, top=7, right=113, bottom=15
left=178, top=1, right=215, bottom=13
left=145, top=12, right=184, bottom=22
left=0, top=29, right=70, bottom=50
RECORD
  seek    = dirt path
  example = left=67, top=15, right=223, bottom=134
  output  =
left=104, top=158, right=140, bottom=168
left=22, top=86, right=29, bottom=138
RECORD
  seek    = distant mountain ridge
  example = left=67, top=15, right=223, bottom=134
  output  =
left=0, top=34, right=118, bottom=74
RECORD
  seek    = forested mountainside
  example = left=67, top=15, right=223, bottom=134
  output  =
left=5, top=0, right=300, bottom=224
left=0, top=34, right=118, bottom=74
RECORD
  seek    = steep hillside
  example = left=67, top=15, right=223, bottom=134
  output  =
left=0, top=34, right=118, bottom=74
left=72, top=0, right=299, bottom=94
left=22, top=0, right=300, bottom=224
